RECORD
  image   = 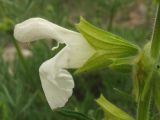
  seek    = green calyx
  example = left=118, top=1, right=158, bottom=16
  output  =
left=96, top=94, right=135, bottom=120
left=75, top=17, right=140, bottom=73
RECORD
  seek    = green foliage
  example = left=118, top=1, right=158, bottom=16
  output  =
left=0, top=17, right=14, bottom=32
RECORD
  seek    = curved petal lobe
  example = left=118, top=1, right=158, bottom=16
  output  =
left=39, top=57, right=74, bottom=109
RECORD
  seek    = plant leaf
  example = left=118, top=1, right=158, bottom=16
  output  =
left=56, top=109, right=93, bottom=120
left=113, top=88, right=134, bottom=102
left=96, top=94, right=135, bottom=120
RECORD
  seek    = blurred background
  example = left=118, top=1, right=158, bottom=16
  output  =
left=0, top=0, right=157, bottom=120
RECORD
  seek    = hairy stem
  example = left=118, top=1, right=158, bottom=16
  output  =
left=151, top=4, right=160, bottom=59
left=136, top=3, right=160, bottom=120
left=136, top=91, right=152, bottom=120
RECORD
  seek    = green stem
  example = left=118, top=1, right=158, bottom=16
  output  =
left=151, top=4, right=160, bottom=59
left=136, top=91, right=152, bottom=120
left=142, top=3, right=160, bottom=101
left=12, top=38, right=33, bottom=81
left=141, top=68, right=154, bottom=99
left=136, top=3, right=160, bottom=120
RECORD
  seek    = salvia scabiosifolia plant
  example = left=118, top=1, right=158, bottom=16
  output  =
left=13, top=0, right=160, bottom=120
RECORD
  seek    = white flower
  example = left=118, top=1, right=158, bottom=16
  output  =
left=14, top=18, right=95, bottom=110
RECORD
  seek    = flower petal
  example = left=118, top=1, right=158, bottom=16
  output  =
left=39, top=45, right=94, bottom=109
left=14, top=18, right=73, bottom=43
left=39, top=56, right=74, bottom=109
left=14, top=18, right=95, bottom=67
left=14, top=18, right=95, bottom=109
